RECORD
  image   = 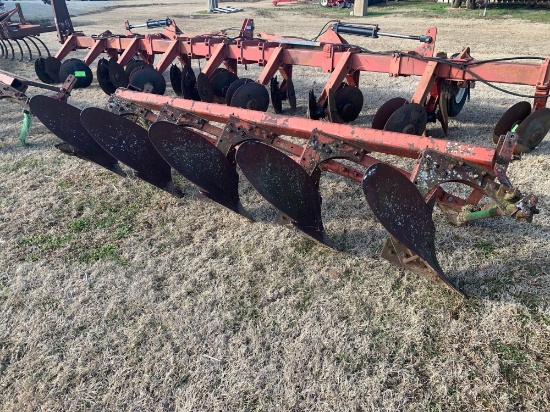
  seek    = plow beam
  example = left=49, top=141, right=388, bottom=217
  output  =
left=114, top=89, right=498, bottom=169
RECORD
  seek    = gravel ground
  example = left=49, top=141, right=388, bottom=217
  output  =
left=1, top=1, right=549, bottom=411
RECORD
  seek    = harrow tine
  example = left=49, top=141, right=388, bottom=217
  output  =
left=362, top=163, right=464, bottom=297
left=26, top=36, right=42, bottom=58
left=80, top=108, right=179, bottom=195
left=235, top=141, right=329, bottom=246
left=0, top=39, right=5, bottom=58
left=148, top=121, right=246, bottom=216
left=30, top=36, right=50, bottom=57
left=13, top=39, right=25, bottom=62
left=28, top=96, right=123, bottom=175
left=5, top=39, right=14, bottom=60
left=19, top=37, right=33, bottom=61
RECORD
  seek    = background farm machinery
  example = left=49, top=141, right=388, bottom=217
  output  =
left=28, top=0, right=550, bottom=148
left=0, top=2, right=55, bottom=61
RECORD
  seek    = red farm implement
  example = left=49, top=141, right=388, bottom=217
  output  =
left=0, top=2, right=55, bottom=61
left=33, top=0, right=550, bottom=149
left=28, top=87, right=548, bottom=297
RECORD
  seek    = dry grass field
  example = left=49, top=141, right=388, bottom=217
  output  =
left=1, top=1, right=549, bottom=410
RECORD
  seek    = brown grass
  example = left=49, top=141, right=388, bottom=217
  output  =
left=1, top=1, right=549, bottom=410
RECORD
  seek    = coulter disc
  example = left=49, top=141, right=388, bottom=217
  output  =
left=514, top=108, right=550, bottom=154
left=59, top=58, right=93, bottom=88
left=181, top=65, right=200, bottom=100
left=287, top=78, right=297, bottom=111
left=96, top=57, right=116, bottom=95
left=108, top=58, right=129, bottom=88
left=230, top=82, right=270, bottom=112
left=197, top=72, right=214, bottom=102
left=492, top=101, right=531, bottom=145
left=44, top=56, right=62, bottom=83
left=210, top=69, right=239, bottom=98
left=333, top=85, right=363, bottom=122
left=28, top=96, right=121, bottom=174
left=384, top=103, right=427, bottom=135
left=270, top=76, right=283, bottom=114
left=235, top=141, right=328, bottom=245
left=80, top=107, right=174, bottom=193
left=169, top=64, right=183, bottom=96
left=372, top=97, right=408, bottom=130
left=148, top=122, right=242, bottom=214
left=226, top=78, right=254, bottom=106
left=34, top=57, right=55, bottom=84
left=129, top=67, right=166, bottom=95
left=362, top=162, right=464, bottom=296
left=125, top=59, right=148, bottom=78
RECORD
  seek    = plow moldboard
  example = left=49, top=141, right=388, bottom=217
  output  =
left=28, top=96, right=121, bottom=173
left=80, top=107, right=173, bottom=192
left=148, top=121, right=241, bottom=214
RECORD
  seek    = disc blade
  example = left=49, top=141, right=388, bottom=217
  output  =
left=97, top=57, right=116, bottom=95
left=226, top=78, right=253, bottom=106
left=108, top=58, right=129, bottom=88
left=362, top=162, right=462, bottom=295
left=210, top=70, right=238, bottom=98
left=235, top=141, right=327, bottom=244
left=169, top=64, right=183, bottom=96
left=129, top=67, right=166, bottom=95
left=44, top=56, right=61, bottom=83
left=230, top=82, right=270, bottom=112
left=29, top=95, right=121, bottom=173
left=493, top=101, right=531, bottom=145
left=148, top=121, right=242, bottom=214
left=34, top=57, right=55, bottom=84
left=197, top=72, right=214, bottom=102
left=384, top=102, right=427, bottom=135
left=372, top=97, right=408, bottom=130
left=513, top=108, right=550, bottom=154
left=333, top=85, right=363, bottom=122
left=80, top=108, right=173, bottom=192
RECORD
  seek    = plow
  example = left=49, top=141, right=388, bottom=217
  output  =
left=0, top=2, right=55, bottom=61
left=28, top=0, right=550, bottom=144
left=27, top=88, right=549, bottom=297
left=1, top=0, right=550, bottom=298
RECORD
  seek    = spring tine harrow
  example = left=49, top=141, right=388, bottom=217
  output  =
left=79, top=107, right=180, bottom=196
left=0, top=3, right=55, bottom=62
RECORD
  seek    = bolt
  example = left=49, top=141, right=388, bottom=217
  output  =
left=448, top=196, right=454, bottom=202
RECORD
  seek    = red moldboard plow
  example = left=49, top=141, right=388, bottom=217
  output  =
left=36, top=1, right=550, bottom=145
left=0, top=2, right=55, bottom=62
left=28, top=89, right=549, bottom=297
